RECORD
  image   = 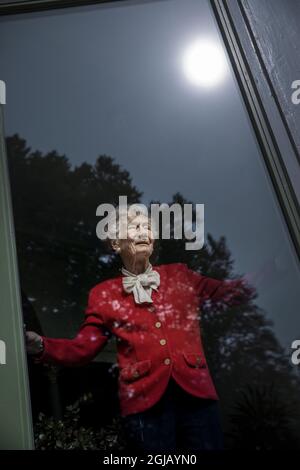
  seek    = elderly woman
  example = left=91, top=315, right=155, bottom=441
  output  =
left=26, top=207, right=253, bottom=452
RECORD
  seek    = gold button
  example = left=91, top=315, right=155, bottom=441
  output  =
left=195, top=356, right=202, bottom=367
left=160, top=339, right=167, bottom=346
left=164, top=358, right=171, bottom=365
left=132, top=371, right=139, bottom=378
left=155, top=322, right=161, bottom=328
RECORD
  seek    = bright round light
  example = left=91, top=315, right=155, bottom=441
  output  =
left=183, top=40, right=227, bottom=87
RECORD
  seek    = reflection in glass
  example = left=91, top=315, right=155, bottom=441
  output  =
left=1, top=0, right=300, bottom=450
left=182, top=39, right=228, bottom=87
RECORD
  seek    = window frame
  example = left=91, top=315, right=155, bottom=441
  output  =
left=0, top=106, right=34, bottom=450
left=211, top=0, right=300, bottom=261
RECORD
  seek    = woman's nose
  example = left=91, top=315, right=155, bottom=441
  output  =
left=138, top=226, right=148, bottom=237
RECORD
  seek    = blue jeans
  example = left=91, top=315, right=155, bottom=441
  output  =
left=121, top=378, right=224, bottom=452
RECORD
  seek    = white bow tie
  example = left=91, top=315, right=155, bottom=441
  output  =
left=121, top=264, right=160, bottom=304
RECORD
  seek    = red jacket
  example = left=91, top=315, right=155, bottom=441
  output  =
left=35, top=263, right=251, bottom=417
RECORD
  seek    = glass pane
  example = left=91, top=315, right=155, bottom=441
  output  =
left=1, top=0, right=300, bottom=451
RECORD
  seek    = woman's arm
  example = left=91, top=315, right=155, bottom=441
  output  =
left=184, top=264, right=255, bottom=309
left=26, top=288, right=112, bottom=367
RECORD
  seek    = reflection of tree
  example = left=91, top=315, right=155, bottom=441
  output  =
left=227, top=384, right=300, bottom=449
left=201, top=278, right=300, bottom=447
left=152, top=193, right=300, bottom=447
left=7, top=133, right=141, bottom=337
left=7, top=134, right=300, bottom=448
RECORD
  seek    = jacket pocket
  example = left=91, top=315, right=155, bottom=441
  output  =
left=183, top=352, right=206, bottom=369
left=120, top=359, right=151, bottom=383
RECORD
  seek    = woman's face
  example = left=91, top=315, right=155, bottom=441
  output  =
left=117, top=214, right=154, bottom=263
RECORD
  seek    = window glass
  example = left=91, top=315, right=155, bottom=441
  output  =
left=1, top=0, right=300, bottom=450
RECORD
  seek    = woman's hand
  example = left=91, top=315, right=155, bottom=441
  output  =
left=25, top=331, right=44, bottom=355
